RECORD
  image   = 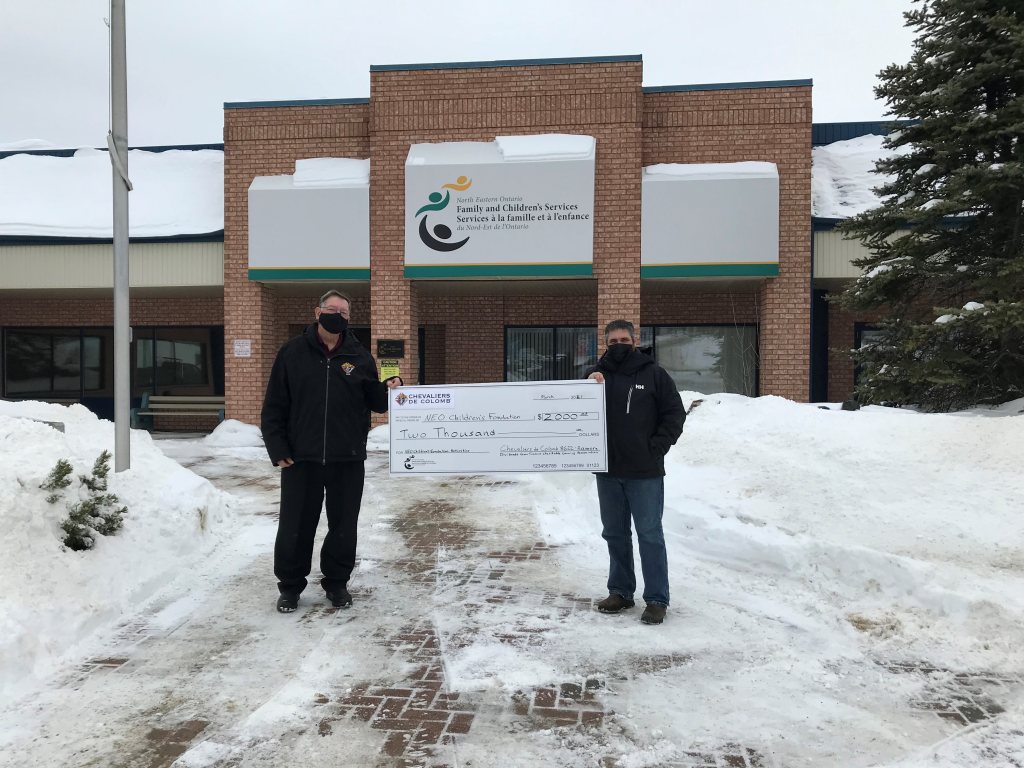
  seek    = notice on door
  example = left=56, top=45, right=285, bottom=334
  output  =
left=388, top=380, right=607, bottom=475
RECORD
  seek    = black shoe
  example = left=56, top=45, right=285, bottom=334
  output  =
left=326, top=587, right=352, bottom=608
left=596, top=594, right=635, bottom=614
left=641, top=603, right=667, bottom=625
left=276, top=593, right=299, bottom=613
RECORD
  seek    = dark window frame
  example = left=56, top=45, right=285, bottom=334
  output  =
left=641, top=323, right=760, bottom=397
left=503, top=325, right=599, bottom=382
left=853, top=322, right=882, bottom=386
left=2, top=326, right=112, bottom=399
left=132, top=326, right=221, bottom=396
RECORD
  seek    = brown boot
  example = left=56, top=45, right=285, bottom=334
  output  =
left=640, top=603, right=667, bottom=624
left=596, top=594, right=635, bottom=614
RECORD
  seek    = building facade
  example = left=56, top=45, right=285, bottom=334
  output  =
left=223, top=55, right=811, bottom=426
left=1, top=55, right=892, bottom=426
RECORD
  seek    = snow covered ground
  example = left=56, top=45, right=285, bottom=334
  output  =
left=0, top=394, right=1022, bottom=767
left=0, top=400, right=239, bottom=700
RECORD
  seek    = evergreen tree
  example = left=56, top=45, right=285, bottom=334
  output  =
left=836, top=0, right=1024, bottom=411
left=60, top=451, right=127, bottom=551
left=40, top=458, right=73, bottom=505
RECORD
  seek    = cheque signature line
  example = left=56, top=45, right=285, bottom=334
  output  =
left=533, top=396, right=597, bottom=400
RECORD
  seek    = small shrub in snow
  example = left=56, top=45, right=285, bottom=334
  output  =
left=59, top=451, right=127, bottom=552
left=39, top=458, right=73, bottom=505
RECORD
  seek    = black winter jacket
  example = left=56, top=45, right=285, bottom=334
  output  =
left=587, top=348, right=685, bottom=478
left=261, top=324, right=390, bottom=465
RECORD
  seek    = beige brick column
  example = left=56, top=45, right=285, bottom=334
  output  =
left=369, top=138, right=419, bottom=404
left=221, top=101, right=371, bottom=424
left=594, top=124, right=644, bottom=345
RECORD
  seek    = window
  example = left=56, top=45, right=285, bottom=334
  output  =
left=505, top=327, right=598, bottom=382
left=645, top=325, right=758, bottom=396
left=3, top=328, right=111, bottom=398
left=854, top=323, right=883, bottom=385
left=132, top=327, right=214, bottom=396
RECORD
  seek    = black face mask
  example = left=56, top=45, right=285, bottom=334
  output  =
left=318, top=313, right=348, bottom=335
left=606, top=343, right=633, bottom=364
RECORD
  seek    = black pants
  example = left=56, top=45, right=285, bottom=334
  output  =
left=274, top=460, right=365, bottom=596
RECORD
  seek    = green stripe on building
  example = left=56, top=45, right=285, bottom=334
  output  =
left=640, top=263, right=779, bottom=278
left=405, top=263, right=593, bottom=278
left=248, top=268, right=372, bottom=280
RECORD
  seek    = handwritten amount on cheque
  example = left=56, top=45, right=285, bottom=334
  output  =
left=394, top=411, right=599, bottom=440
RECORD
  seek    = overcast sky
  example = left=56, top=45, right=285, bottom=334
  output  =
left=1, top=0, right=917, bottom=148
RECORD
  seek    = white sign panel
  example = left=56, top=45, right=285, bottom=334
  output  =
left=248, top=173, right=370, bottom=281
left=389, top=381, right=607, bottom=475
left=641, top=161, right=779, bottom=278
left=404, top=138, right=596, bottom=279
left=232, top=339, right=252, bottom=358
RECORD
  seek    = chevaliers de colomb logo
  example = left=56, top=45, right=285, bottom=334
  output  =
left=393, top=391, right=454, bottom=408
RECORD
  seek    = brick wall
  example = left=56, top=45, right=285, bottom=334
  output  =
left=419, top=294, right=598, bottom=384
left=221, top=66, right=813, bottom=419
left=642, top=86, right=812, bottom=400
left=0, top=296, right=223, bottom=326
left=369, top=60, right=644, bottom=390
left=223, top=103, right=370, bottom=424
left=641, top=290, right=759, bottom=326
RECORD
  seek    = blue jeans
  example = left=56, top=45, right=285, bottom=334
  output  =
left=596, top=475, right=669, bottom=606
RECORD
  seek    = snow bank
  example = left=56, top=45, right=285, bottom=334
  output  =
left=202, top=418, right=263, bottom=448
left=0, top=148, right=224, bottom=237
left=0, top=400, right=239, bottom=696
left=366, top=423, right=390, bottom=452
left=812, top=134, right=912, bottom=218
left=502, top=392, right=1024, bottom=760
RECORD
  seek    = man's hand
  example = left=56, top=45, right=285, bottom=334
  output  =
left=385, top=376, right=404, bottom=390
left=588, top=372, right=605, bottom=384
left=276, top=458, right=294, bottom=468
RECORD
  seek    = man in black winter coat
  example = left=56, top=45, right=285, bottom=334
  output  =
left=261, top=290, right=402, bottom=613
left=586, top=319, right=685, bottom=625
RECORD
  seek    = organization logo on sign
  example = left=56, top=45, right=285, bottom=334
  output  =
left=416, top=176, right=473, bottom=252
left=393, top=390, right=456, bottom=409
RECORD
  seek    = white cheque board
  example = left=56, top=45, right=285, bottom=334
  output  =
left=388, top=380, right=607, bottom=475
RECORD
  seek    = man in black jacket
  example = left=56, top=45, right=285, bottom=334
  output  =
left=586, top=319, right=685, bottom=625
left=261, top=290, right=402, bottom=613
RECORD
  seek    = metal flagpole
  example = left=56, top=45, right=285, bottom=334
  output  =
left=109, top=0, right=132, bottom=471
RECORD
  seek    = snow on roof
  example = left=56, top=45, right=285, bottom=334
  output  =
left=494, top=134, right=595, bottom=161
left=0, top=148, right=224, bottom=238
left=644, top=161, right=778, bottom=181
left=293, top=157, right=369, bottom=187
left=0, top=139, right=61, bottom=151
left=812, top=134, right=911, bottom=219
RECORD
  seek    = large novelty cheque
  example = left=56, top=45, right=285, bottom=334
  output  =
left=388, top=381, right=608, bottom=475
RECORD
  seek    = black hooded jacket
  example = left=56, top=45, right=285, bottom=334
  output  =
left=261, top=323, right=390, bottom=465
left=587, top=347, right=685, bottom=478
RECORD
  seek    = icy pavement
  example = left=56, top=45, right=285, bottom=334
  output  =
left=2, top=399, right=1024, bottom=767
